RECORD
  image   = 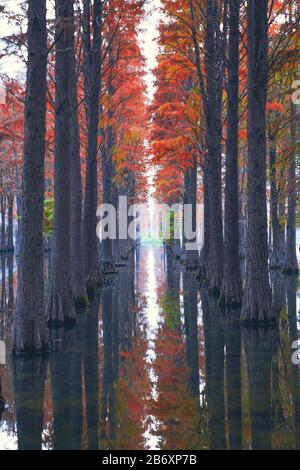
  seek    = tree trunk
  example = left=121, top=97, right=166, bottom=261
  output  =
left=13, top=0, right=49, bottom=354
left=7, top=194, right=14, bottom=252
left=221, top=0, right=242, bottom=308
left=69, top=0, right=88, bottom=306
left=0, top=194, right=6, bottom=252
left=283, top=102, right=299, bottom=274
left=200, top=164, right=210, bottom=270
left=182, top=155, right=200, bottom=270
left=269, top=135, right=285, bottom=269
left=82, top=0, right=103, bottom=289
left=47, top=0, right=75, bottom=327
left=204, top=0, right=224, bottom=295
left=241, top=0, right=273, bottom=325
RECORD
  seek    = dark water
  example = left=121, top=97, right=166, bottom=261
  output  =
left=0, top=245, right=299, bottom=450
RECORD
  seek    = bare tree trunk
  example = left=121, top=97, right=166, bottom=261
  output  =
left=47, top=0, right=75, bottom=327
left=221, top=0, right=242, bottom=308
left=269, top=135, right=285, bottom=269
left=200, top=164, right=210, bottom=270
left=7, top=194, right=14, bottom=252
left=69, top=0, right=88, bottom=306
left=283, top=102, right=299, bottom=274
left=101, top=39, right=117, bottom=272
left=82, top=0, right=103, bottom=290
left=241, top=0, right=273, bottom=325
left=182, top=155, right=200, bottom=270
left=204, top=0, right=224, bottom=295
left=13, top=0, right=49, bottom=354
left=0, top=194, right=6, bottom=252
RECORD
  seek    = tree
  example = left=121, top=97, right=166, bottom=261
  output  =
left=47, top=0, right=75, bottom=326
left=82, top=0, right=103, bottom=289
left=69, top=0, right=88, bottom=306
left=283, top=101, right=299, bottom=274
left=220, top=0, right=243, bottom=309
left=241, top=0, right=273, bottom=325
left=13, top=0, right=49, bottom=354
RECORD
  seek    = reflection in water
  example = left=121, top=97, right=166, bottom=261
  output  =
left=0, top=246, right=299, bottom=450
left=201, top=292, right=226, bottom=449
left=243, top=328, right=278, bottom=450
left=13, top=357, right=48, bottom=450
left=224, top=312, right=242, bottom=450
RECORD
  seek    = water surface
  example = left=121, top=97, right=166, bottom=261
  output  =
left=0, top=245, right=299, bottom=450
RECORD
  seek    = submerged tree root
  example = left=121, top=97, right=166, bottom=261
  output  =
left=47, top=291, right=76, bottom=329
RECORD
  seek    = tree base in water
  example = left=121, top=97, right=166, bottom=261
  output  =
left=12, top=343, right=50, bottom=357
left=219, top=295, right=242, bottom=310
left=74, top=296, right=89, bottom=310
left=241, top=317, right=277, bottom=328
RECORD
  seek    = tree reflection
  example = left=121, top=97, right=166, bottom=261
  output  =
left=13, top=357, right=48, bottom=450
left=224, top=311, right=242, bottom=450
left=243, top=328, right=279, bottom=450
left=201, top=291, right=226, bottom=449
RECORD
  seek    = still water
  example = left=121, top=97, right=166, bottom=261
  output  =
left=0, top=245, right=299, bottom=450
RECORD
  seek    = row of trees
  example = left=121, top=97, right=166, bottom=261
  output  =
left=150, top=0, right=299, bottom=323
left=0, top=0, right=299, bottom=353
left=1, top=0, right=148, bottom=353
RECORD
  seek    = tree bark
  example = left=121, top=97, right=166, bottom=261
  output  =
left=204, top=0, right=224, bottom=295
left=69, top=0, right=88, bottom=306
left=269, top=135, right=285, bottom=269
left=0, top=194, right=6, bottom=252
left=47, top=0, right=75, bottom=326
left=241, top=0, right=273, bottom=325
left=7, top=194, right=14, bottom=252
left=200, top=164, right=210, bottom=270
left=13, top=0, right=49, bottom=353
left=221, top=0, right=242, bottom=308
left=182, top=155, right=200, bottom=270
left=283, top=102, right=299, bottom=274
left=82, top=0, right=103, bottom=289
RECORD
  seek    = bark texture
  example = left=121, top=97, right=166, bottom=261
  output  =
left=69, top=0, right=88, bottom=305
left=204, top=0, right=224, bottom=294
left=13, top=0, right=49, bottom=354
left=82, top=0, right=103, bottom=288
left=283, top=102, right=299, bottom=274
left=269, top=135, right=285, bottom=269
left=221, top=0, right=242, bottom=308
left=241, top=0, right=273, bottom=325
left=47, top=0, right=75, bottom=326
left=182, top=156, right=200, bottom=270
